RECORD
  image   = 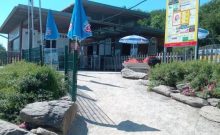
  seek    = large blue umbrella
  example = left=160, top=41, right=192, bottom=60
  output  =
left=67, top=0, right=92, bottom=102
left=45, top=10, right=59, bottom=40
left=119, top=35, right=149, bottom=56
left=67, top=0, right=92, bottom=41
left=45, top=10, right=59, bottom=67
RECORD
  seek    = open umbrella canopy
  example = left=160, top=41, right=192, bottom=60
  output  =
left=119, top=35, right=149, bottom=44
left=198, top=28, right=209, bottom=40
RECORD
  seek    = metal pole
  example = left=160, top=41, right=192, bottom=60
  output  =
left=29, top=0, right=34, bottom=61
left=28, top=0, right=30, bottom=61
left=50, top=40, right=52, bottom=68
left=195, top=0, right=200, bottom=60
left=39, top=0, right=43, bottom=65
left=195, top=44, right=198, bottom=60
left=163, top=47, right=167, bottom=63
left=72, top=37, right=78, bottom=102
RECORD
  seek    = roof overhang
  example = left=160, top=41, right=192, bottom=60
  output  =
left=62, top=1, right=149, bottom=19
left=0, top=5, right=72, bottom=34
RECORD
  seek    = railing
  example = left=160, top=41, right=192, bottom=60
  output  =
left=1, top=44, right=220, bottom=71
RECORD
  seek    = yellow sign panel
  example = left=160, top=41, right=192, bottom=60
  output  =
left=165, top=0, right=199, bottom=47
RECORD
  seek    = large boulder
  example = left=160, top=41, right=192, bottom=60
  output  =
left=199, top=106, right=220, bottom=123
left=20, top=100, right=77, bottom=135
left=122, top=63, right=150, bottom=73
left=0, top=119, right=34, bottom=135
left=121, top=68, right=147, bottom=79
left=208, top=98, right=220, bottom=107
left=195, top=106, right=220, bottom=135
left=171, top=93, right=209, bottom=108
left=137, top=80, right=151, bottom=86
left=152, top=85, right=176, bottom=97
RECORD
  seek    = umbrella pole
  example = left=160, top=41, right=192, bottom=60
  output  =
left=50, top=40, right=52, bottom=68
left=72, top=37, right=78, bottom=102
left=133, top=44, right=135, bottom=56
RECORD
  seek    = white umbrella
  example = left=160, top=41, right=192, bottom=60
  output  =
left=119, top=35, right=149, bottom=56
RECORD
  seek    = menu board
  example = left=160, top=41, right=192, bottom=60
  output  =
left=165, top=0, right=199, bottom=47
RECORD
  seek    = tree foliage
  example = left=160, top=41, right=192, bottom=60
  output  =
left=0, top=44, right=6, bottom=53
left=137, top=0, right=220, bottom=38
left=137, top=10, right=166, bottom=30
left=199, top=0, right=220, bottom=37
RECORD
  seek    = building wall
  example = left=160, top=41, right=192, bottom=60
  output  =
left=21, top=29, right=69, bottom=50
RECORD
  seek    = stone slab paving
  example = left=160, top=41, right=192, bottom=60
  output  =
left=68, top=71, right=212, bottom=135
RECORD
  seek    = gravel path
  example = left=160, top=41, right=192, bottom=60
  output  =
left=68, top=71, right=200, bottom=135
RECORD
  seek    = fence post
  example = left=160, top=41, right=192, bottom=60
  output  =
left=40, top=45, right=44, bottom=66
left=72, top=50, right=78, bottom=102
left=64, top=45, right=68, bottom=81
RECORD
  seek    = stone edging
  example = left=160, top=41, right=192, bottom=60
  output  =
left=200, top=106, right=220, bottom=123
left=152, top=85, right=210, bottom=108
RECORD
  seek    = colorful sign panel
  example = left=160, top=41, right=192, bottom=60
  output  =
left=165, top=0, right=199, bottom=47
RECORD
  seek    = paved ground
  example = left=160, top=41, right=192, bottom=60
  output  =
left=68, top=71, right=201, bottom=135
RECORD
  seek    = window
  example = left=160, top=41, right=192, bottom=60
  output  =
left=45, top=40, right=56, bottom=48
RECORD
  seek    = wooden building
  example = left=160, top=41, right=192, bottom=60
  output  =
left=0, top=1, right=164, bottom=70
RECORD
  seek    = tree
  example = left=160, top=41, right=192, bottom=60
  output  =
left=0, top=44, right=6, bottom=53
left=137, top=10, right=166, bottom=30
left=199, top=0, right=220, bottom=37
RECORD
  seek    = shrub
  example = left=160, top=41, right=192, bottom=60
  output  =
left=149, top=61, right=185, bottom=87
left=149, top=60, right=220, bottom=99
left=0, top=61, right=67, bottom=123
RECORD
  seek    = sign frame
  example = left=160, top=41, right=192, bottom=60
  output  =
left=165, top=0, right=199, bottom=48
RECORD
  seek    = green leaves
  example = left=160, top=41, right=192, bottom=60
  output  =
left=149, top=60, right=220, bottom=99
left=137, top=10, right=166, bottom=30
left=0, top=61, right=67, bottom=123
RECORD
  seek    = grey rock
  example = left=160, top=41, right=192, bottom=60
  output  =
left=138, top=80, right=151, bottom=86
left=176, top=83, right=190, bottom=92
left=60, top=96, right=72, bottom=101
left=0, top=119, right=33, bottom=135
left=121, top=68, right=147, bottom=79
left=200, top=106, right=220, bottom=123
left=20, top=100, right=77, bottom=135
left=31, top=127, right=58, bottom=135
left=171, top=93, right=209, bottom=108
left=195, top=115, right=220, bottom=135
left=208, top=98, right=220, bottom=107
left=152, top=85, right=175, bottom=97
left=122, top=63, right=150, bottom=73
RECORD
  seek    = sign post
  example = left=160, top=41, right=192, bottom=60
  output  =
left=165, top=0, right=199, bottom=57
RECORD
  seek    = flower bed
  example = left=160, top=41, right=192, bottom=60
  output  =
left=122, top=56, right=161, bottom=73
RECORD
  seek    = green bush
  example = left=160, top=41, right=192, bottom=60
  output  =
left=149, top=60, right=220, bottom=98
left=0, top=61, right=67, bottom=123
left=149, top=61, right=185, bottom=87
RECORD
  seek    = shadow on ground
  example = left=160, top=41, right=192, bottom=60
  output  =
left=68, top=90, right=160, bottom=135
left=78, top=74, right=98, bottom=78
left=77, top=85, right=93, bottom=91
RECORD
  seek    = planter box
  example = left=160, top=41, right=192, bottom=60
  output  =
left=122, top=63, right=150, bottom=73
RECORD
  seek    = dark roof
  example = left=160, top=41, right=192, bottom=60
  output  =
left=0, top=3, right=164, bottom=38
left=62, top=1, right=149, bottom=20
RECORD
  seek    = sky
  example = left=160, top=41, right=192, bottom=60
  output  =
left=0, top=0, right=211, bottom=49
